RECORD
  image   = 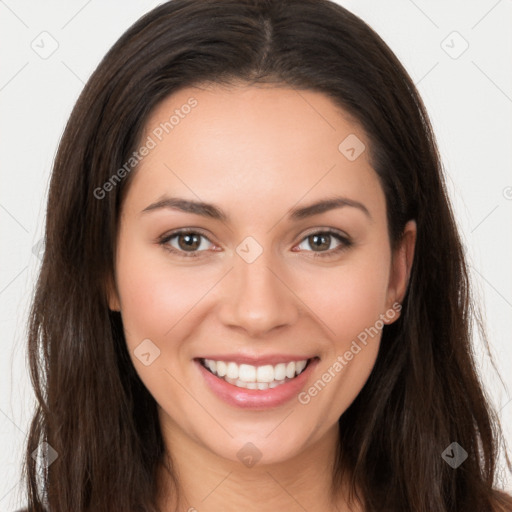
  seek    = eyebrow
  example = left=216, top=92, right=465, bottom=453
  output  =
left=140, top=195, right=371, bottom=221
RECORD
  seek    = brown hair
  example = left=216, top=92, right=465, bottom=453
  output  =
left=22, top=0, right=511, bottom=510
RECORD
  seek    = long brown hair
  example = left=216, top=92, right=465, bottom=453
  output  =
left=22, top=0, right=511, bottom=510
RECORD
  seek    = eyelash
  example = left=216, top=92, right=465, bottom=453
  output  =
left=157, top=229, right=352, bottom=259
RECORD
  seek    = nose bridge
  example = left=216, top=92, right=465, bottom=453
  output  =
left=218, top=243, right=299, bottom=336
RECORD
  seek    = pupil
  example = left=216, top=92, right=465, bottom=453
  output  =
left=310, top=234, right=329, bottom=251
left=179, top=233, right=200, bottom=251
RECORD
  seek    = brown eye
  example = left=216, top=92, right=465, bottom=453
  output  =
left=295, top=229, right=352, bottom=258
left=159, top=230, right=215, bottom=257
left=307, top=233, right=331, bottom=251
left=176, top=232, right=202, bottom=251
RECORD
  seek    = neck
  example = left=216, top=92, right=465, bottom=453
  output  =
left=156, top=414, right=361, bottom=512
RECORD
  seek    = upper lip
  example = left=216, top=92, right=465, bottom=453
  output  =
left=196, top=354, right=318, bottom=366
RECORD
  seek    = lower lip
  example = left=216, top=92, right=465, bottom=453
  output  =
left=195, top=358, right=319, bottom=409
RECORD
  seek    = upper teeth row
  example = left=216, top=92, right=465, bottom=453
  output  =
left=203, top=359, right=308, bottom=383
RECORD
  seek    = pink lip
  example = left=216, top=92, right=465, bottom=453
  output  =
left=195, top=357, right=319, bottom=409
left=197, top=354, right=315, bottom=366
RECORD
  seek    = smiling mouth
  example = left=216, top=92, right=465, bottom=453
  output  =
left=197, top=357, right=316, bottom=390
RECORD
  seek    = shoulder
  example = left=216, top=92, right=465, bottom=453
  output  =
left=493, top=489, right=512, bottom=512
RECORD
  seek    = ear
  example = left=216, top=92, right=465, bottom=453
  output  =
left=106, top=274, right=121, bottom=312
left=383, top=220, right=416, bottom=323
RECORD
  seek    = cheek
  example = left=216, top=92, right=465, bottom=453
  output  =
left=296, top=265, right=389, bottom=419
left=115, top=238, right=214, bottom=343
left=295, top=248, right=392, bottom=345
left=113, top=241, right=210, bottom=411
left=300, top=248, right=391, bottom=415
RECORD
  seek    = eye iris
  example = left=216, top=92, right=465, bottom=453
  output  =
left=178, top=233, right=201, bottom=251
left=309, top=234, right=330, bottom=251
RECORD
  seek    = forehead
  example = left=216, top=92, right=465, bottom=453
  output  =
left=122, top=84, right=385, bottom=223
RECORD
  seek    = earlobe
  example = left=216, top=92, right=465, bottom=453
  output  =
left=384, top=219, right=417, bottom=322
left=106, top=276, right=121, bottom=312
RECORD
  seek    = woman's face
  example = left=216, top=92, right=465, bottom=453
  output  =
left=109, top=84, right=415, bottom=466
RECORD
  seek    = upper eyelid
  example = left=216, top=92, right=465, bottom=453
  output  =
left=299, top=226, right=350, bottom=240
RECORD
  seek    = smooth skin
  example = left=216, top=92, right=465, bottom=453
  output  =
left=108, top=83, right=416, bottom=512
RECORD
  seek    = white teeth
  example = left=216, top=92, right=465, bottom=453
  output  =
left=226, top=362, right=238, bottom=379
left=274, top=363, right=287, bottom=381
left=295, top=360, right=307, bottom=374
left=216, top=361, right=227, bottom=377
left=286, top=362, right=296, bottom=379
left=224, top=377, right=286, bottom=390
left=206, top=359, right=217, bottom=373
left=201, top=357, right=311, bottom=389
left=238, top=364, right=256, bottom=382
left=256, top=365, right=274, bottom=383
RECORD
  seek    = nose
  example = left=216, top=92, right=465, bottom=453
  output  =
left=217, top=249, right=300, bottom=338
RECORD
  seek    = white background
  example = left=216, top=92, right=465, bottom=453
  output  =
left=1, top=0, right=511, bottom=508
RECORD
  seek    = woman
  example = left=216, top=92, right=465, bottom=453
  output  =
left=21, top=0, right=512, bottom=510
